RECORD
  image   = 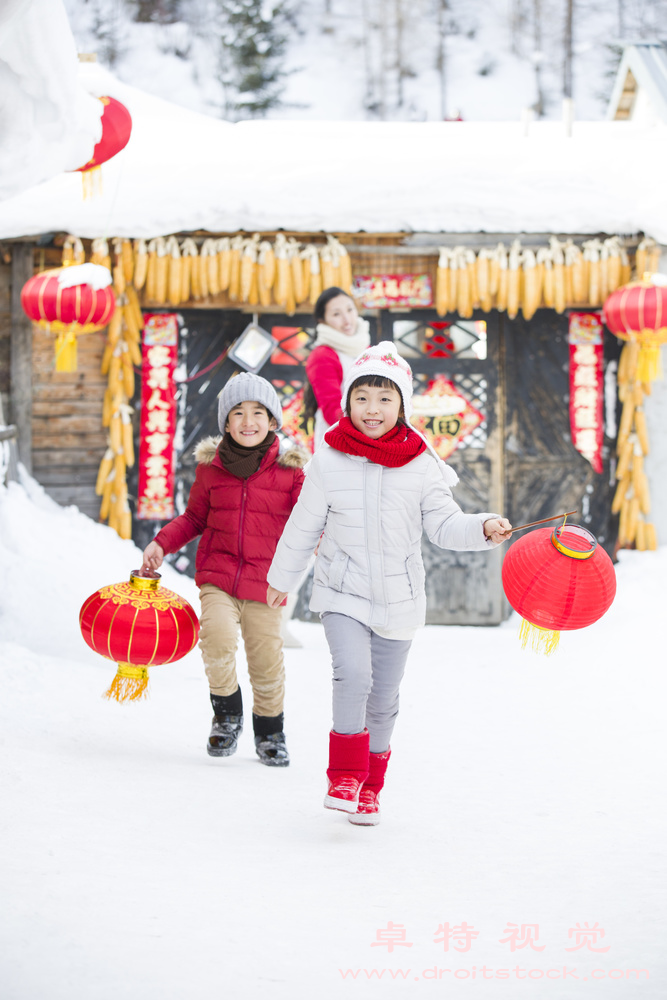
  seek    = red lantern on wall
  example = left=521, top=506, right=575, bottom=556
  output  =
left=79, top=570, right=200, bottom=703
left=21, top=263, right=116, bottom=371
left=74, top=96, right=132, bottom=197
left=603, top=279, right=667, bottom=383
left=502, top=524, right=616, bottom=654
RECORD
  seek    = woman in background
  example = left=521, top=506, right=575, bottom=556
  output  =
left=305, top=286, right=370, bottom=451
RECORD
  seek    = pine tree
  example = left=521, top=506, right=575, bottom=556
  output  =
left=130, top=1, right=183, bottom=23
left=216, top=0, right=297, bottom=119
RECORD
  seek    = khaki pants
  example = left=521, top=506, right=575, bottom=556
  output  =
left=198, top=584, right=285, bottom=718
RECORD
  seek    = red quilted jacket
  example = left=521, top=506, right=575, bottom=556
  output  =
left=154, top=436, right=306, bottom=604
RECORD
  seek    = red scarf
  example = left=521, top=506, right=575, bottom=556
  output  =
left=325, top=416, right=427, bottom=468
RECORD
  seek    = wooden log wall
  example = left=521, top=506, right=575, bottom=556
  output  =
left=31, top=321, right=107, bottom=519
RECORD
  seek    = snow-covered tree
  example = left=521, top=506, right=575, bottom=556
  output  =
left=216, top=0, right=298, bottom=119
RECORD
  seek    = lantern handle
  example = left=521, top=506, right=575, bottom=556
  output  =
left=509, top=510, right=577, bottom=535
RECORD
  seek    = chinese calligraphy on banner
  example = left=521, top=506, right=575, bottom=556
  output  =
left=137, top=313, right=178, bottom=519
left=569, top=312, right=604, bottom=474
left=353, top=274, right=433, bottom=308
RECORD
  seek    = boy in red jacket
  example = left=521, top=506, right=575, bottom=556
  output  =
left=142, top=372, right=306, bottom=766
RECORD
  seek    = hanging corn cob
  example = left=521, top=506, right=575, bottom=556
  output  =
left=506, top=241, right=522, bottom=320
left=202, top=238, right=221, bottom=296
left=455, top=248, right=473, bottom=318
left=63, top=235, right=86, bottom=266
left=180, top=237, right=198, bottom=302
left=614, top=336, right=658, bottom=551
left=305, top=245, right=322, bottom=305
left=217, top=237, right=232, bottom=292
left=273, top=234, right=290, bottom=307
left=320, top=243, right=335, bottom=290
left=145, top=238, right=158, bottom=302
left=166, top=235, right=182, bottom=307
left=521, top=249, right=542, bottom=321
left=565, top=241, right=587, bottom=304
left=495, top=243, right=508, bottom=313
left=562, top=239, right=574, bottom=305
left=476, top=248, right=493, bottom=313
left=435, top=248, right=450, bottom=317
left=91, top=237, right=111, bottom=271
left=549, top=237, right=566, bottom=313
left=257, top=241, right=274, bottom=307
left=604, top=236, right=622, bottom=294
left=133, top=239, right=148, bottom=290
left=198, top=240, right=210, bottom=299
left=228, top=235, right=244, bottom=302
left=288, top=239, right=305, bottom=304
left=240, top=237, right=259, bottom=304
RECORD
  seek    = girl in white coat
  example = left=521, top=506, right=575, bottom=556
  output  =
left=267, top=343, right=511, bottom=825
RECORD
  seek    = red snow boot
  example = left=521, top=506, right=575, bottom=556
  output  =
left=324, top=729, right=370, bottom=813
left=348, top=748, right=391, bottom=826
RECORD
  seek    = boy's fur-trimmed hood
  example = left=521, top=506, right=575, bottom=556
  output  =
left=193, top=435, right=309, bottom=469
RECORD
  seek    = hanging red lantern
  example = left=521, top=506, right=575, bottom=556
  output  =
left=21, top=263, right=116, bottom=372
left=79, top=570, right=200, bottom=703
left=74, top=96, right=132, bottom=197
left=502, top=524, right=616, bottom=654
left=603, top=279, right=667, bottom=383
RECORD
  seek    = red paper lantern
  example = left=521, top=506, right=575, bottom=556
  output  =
left=74, top=96, right=132, bottom=196
left=79, top=570, right=200, bottom=703
left=21, top=264, right=116, bottom=371
left=603, top=280, right=667, bottom=382
left=502, top=524, right=616, bottom=654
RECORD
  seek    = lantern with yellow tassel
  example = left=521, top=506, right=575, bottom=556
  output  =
left=502, top=523, right=616, bottom=655
left=21, top=263, right=116, bottom=372
left=79, top=570, right=199, bottom=703
left=604, top=277, right=667, bottom=384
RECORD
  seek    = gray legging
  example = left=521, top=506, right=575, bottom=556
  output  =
left=321, top=612, right=412, bottom=753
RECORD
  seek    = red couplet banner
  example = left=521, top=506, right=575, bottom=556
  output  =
left=568, top=312, right=604, bottom=475
left=137, top=313, right=179, bottom=519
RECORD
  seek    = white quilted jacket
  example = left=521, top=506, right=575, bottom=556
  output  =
left=268, top=443, right=500, bottom=631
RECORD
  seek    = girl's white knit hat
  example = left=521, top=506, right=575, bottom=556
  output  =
left=341, top=342, right=414, bottom=419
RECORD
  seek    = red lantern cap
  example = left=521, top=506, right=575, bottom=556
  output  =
left=502, top=525, right=616, bottom=632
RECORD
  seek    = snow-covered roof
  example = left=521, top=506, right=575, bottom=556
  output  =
left=607, top=41, right=667, bottom=125
left=0, top=0, right=103, bottom=201
left=2, top=62, right=667, bottom=244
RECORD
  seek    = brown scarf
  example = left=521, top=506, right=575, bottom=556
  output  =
left=218, top=431, right=276, bottom=479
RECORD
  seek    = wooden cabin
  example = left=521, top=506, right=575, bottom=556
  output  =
left=1, top=227, right=628, bottom=626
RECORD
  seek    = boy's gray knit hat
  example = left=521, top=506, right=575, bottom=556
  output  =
left=217, top=371, right=283, bottom=432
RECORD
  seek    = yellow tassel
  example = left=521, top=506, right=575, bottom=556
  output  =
left=519, top=618, right=560, bottom=655
left=55, top=331, right=77, bottom=372
left=638, top=344, right=662, bottom=384
left=103, top=663, right=149, bottom=703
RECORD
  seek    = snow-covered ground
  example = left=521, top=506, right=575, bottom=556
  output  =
left=1, top=470, right=665, bottom=999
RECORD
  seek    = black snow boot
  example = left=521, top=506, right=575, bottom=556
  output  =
left=253, top=713, right=290, bottom=768
left=207, top=689, right=243, bottom=758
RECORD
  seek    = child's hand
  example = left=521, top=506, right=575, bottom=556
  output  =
left=483, top=517, right=513, bottom=544
left=142, top=541, right=164, bottom=572
left=267, top=585, right=288, bottom=609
